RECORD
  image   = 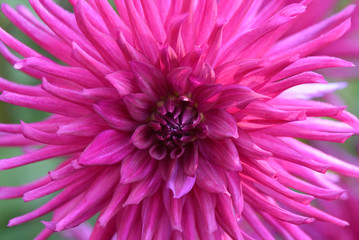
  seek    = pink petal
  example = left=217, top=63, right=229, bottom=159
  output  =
left=167, top=67, right=192, bottom=95
left=79, top=129, right=134, bottom=165
left=167, top=161, right=196, bottom=198
left=204, top=109, right=239, bottom=139
left=196, top=156, right=229, bottom=194
left=181, top=143, right=198, bottom=177
left=141, top=191, right=163, bottom=240
left=120, top=150, right=155, bottom=184
left=123, top=94, right=154, bottom=122
left=191, top=84, right=222, bottom=112
left=193, top=187, right=218, bottom=233
left=214, top=84, right=269, bottom=109
left=93, top=99, right=139, bottom=131
left=123, top=170, right=161, bottom=206
left=199, top=138, right=242, bottom=171
left=162, top=188, right=184, bottom=232
left=130, top=61, right=169, bottom=100
left=0, top=91, right=91, bottom=117
left=0, top=145, right=82, bottom=170
left=105, top=70, right=139, bottom=96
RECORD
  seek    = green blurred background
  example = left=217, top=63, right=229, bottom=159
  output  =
left=0, top=1, right=358, bottom=240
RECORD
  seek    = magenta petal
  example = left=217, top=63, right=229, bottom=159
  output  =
left=182, top=197, right=197, bottom=240
left=162, top=188, right=184, bottom=232
left=216, top=193, right=243, bottom=240
left=53, top=167, right=121, bottom=231
left=130, top=61, right=169, bottom=99
left=131, top=125, right=155, bottom=149
left=116, top=32, right=150, bottom=63
left=226, top=172, right=244, bottom=218
left=89, top=217, right=116, bottom=240
left=193, top=187, right=218, bottom=233
left=167, top=161, right=196, bottom=198
left=105, top=70, right=139, bottom=96
left=124, top=0, right=159, bottom=63
left=8, top=179, right=88, bottom=226
left=57, top=114, right=107, bottom=137
left=73, top=1, right=127, bottom=70
left=93, top=99, right=138, bottom=131
left=0, top=91, right=91, bottom=117
left=115, top=205, right=140, bottom=240
left=191, top=84, right=222, bottom=112
left=242, top=203, right=275, bottom=240
left=0, top=76, right=43, bottom=96
left=158, top=44, right=179, bottom=73
left=14, top=56, right=102, bottom=88
left=93, top=0, right=131, bottom=39
left=79, top=129, right=134, bottom=165
left=141, top=191, right=163, bottom=240
left=196, top=156, right=229, bottom=194
left=0, top=145, right=82, bottom=170
left=199, top=138, right=242, bottom=171
left=167, top=67, right=192, bottom=94
left=99, top=184, right=131, bottom=227
left=120, top=150, right=155, bottom=184
left=214, top=84, right=268, bottom=109
left=21, top=121, right=88, bottom=145
left=123, top=94, right=154, bottom=122
left=152, top=211, right=172, bottom=240
left=204, top=109, right=239, bottom=140
left=251, top=133, right=330, bottom=173
left=149, top=144, right=167, bottom=160
left=182, top=143, right=199, bottom=176
left=0, top=176, right=50, bottom=200
left=23, top=168, right=98, bottom=202
left=123, top=170, right=161, bottom=206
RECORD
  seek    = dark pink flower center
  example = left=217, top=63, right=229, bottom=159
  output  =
left=149, top=96, right=207, bottom=159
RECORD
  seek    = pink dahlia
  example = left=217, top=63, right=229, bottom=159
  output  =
left=1, top=0, right=359, bottom=239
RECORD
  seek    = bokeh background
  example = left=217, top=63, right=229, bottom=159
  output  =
left=0, top=1, right=358, bottom=240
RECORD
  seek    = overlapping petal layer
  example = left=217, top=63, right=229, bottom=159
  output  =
left=0, top=0, right=359, bottom=239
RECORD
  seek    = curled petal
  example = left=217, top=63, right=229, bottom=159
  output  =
left=199, top=138, right=242, bottom=171
left=130, top=61, right=169, bottom=99
left=131, top=125, right=155, bottom=149
left=93, top=99, right=138, bottom=131
left=204, top=109, right=239, bottom=139
left=79, top=130, right=134, bottom=165
left=167, top=161, right=196, bottom=198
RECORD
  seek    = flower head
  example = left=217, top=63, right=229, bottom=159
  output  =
left=0, top=0, right=359, bottom=239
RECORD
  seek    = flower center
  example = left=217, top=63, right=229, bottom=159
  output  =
left=148, top=96, right=207, bottom=159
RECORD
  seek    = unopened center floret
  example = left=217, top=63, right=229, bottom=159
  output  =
left=149, top=96, right=203, bottom=149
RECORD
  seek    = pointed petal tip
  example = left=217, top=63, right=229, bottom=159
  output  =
left=13, top=61, right=24, bottom=70
left=337, top=189, right=347, bottom=199
left=1, top=3, right=10, bottom=12
left=304, top=217, right=315, bottom=224
left=319, top=164, right=331, bottom=174
left=7, top=219, right=17, bottom=227
left=98, top=216, right=109, bottom=228
left=301, top=195, right=315, bottom=205
left=22, top=194, right=32, bottom=202
left=41, top=221, right=57, bottom=231
left=121, top=200, right=134, bottom=208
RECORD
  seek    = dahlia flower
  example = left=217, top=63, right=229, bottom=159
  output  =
left=1, top=0, right=359, bottom=239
